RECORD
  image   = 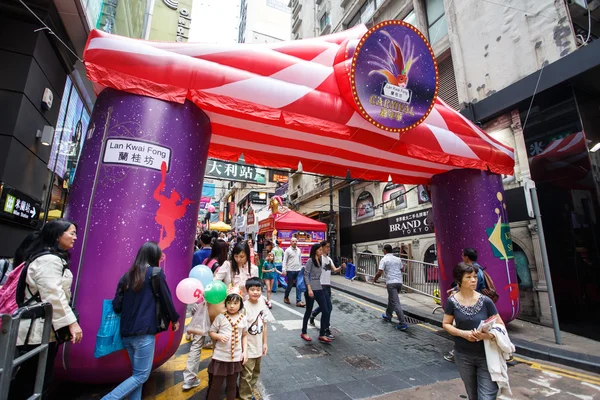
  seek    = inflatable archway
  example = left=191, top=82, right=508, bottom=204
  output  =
left=62, top=21, right=518, bottom=383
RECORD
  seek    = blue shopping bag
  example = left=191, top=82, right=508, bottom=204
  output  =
left=297, top=268, right=307, bottom=292
left=94, top=299, right=124, bottom=358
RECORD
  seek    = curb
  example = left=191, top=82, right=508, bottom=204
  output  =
left=331, top=283, right=600, bottom=375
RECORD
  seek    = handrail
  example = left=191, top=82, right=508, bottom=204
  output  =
left=355, top=252, right=441, bottom=303
left=0, top=302, right=53, bottom=400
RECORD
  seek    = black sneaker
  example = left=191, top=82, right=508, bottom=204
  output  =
left=309, top=316, right=315, bottom=326
left=325, top=330, right=335, bottom=340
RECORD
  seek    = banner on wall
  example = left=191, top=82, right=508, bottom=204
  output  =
left=199, top=196, right=212, bottom=209
left=202, top=183, right=216, bottom=197
left=382, top=183, right=407, bottom=213
left=388, top=208, right=432, bottom=238
left=247, top=206, right=255, bottom=225
left=356, top=191, right=375, bottom=220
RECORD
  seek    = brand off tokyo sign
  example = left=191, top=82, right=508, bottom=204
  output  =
left=351, top=21, right=438, bottom=132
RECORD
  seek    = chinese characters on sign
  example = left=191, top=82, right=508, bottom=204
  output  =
left=103, top=139, right=171, bottom=172
left=387, top=209, right=431, bottom=238
left=0, top=184, right=41, bottom=227
left=269, top=170, right=289, bottom=183
left=205, top=159, right=267, bottom=185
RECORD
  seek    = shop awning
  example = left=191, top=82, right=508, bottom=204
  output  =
left=83, top=26, right=514, bottom=184
left=209, top=221, right=232, bottom=232
left=259, top=210, right=327, bottom=234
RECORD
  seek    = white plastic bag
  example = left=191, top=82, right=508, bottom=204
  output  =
left=186, top=302, right=211, bottom=336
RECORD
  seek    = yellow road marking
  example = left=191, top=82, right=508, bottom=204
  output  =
left=417, top=323, right=438, bottom=332
left=513, top=356, right=600, bottom=385
left=153, top=367, right=209, bottom=400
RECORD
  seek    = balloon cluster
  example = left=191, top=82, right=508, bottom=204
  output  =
left=175, top=264, right=227, bottom=305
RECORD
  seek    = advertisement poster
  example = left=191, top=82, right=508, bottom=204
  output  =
left=382, top=183, right=407, bottom=213
left=417, top=184, right=430, bottom=204
left=356, top=191, right=375, bottom=220
left=351, top=21, right=438, bottom=132
left=278, top=230, right=326, bottom=264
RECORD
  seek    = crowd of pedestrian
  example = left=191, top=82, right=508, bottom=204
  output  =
left=0, top=220, right=514, bottom=400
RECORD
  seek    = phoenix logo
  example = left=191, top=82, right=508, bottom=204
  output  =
left=368, top=31, right=420, bottom=88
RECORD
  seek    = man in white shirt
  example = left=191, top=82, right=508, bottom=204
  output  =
left=309, top=240, right=341, bottom=339
left=282, top=237, right=305, bottom=307
left=373, top=244, right=408, bottom=331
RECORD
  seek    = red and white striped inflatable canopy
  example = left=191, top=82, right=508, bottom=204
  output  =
left=83, top=24, right=514, bottom=184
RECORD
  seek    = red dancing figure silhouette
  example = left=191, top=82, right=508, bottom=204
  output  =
left=153, top=161, right=193, bottom=266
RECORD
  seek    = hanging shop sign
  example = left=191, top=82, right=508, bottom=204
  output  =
left=388, top=208, right=431, bottom=238
left=269, top=170, right=289, bottom=183
left=356, top=191, right=375, bottom=220
left=250, top=191, right=268, bottom=205
left=382, top=183, right=407, bottom=213
left=247, top=207, right=255, bottom=225
left=259, top=217, right=274, bottom=234
left=351, top=20, right=438, bottom=132
left=205, top=159, right=266, bottom=184
left=0, top=183, right=41, bottom=227
left=103, top=138, right=171, bottom=172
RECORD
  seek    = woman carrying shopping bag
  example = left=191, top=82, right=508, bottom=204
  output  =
left=103, top=242, right=180, bottom=400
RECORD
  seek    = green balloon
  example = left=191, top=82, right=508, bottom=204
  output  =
left=204, top=280, right=228, bottom=304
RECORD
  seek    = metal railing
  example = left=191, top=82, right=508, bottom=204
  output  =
left=356, top=252, right=441, bottom=302
left=0, top=302, right=53, bottom=400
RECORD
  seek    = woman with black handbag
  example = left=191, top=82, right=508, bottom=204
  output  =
left=103, top=241, right=179, bottom=400
left=10, top=219, right=83, bottom=400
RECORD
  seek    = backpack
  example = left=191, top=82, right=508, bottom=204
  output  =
left=0, top=259, right=12, bottom=285
left=0, top=251, right=52, bottom=315
left=150, top=267, right=170, bottom=332
left=0, top=262, right=27, bottom=315
left=481, top=270, right=499, bottom=303
left=203, top=258, right=220, bottom=273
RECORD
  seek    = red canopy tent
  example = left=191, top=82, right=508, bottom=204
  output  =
left=82, top=24, right=514, bottom=184
left=259, top=210, right=327, bottom=234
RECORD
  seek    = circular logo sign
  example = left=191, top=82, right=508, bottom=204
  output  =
left=351, top=21, right=438, bottom=132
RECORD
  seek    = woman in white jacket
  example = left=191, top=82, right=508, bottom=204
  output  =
left=9, top=219, right=83, bottom=400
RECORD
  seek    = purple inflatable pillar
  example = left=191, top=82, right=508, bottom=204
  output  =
left=431, top=169, right=520, bottom=323
left=59, top=88, right=211, bottom=383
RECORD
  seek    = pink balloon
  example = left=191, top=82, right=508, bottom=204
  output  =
left=176, top=278, right=204, bottom=305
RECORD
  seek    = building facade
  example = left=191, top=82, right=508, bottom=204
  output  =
left=148, top=0, right=194, bottom=42
left=0, top=0, right=181, bottom=256
left=286, top=0, right=600, bottom=335
left=188, top=0, right=241, bottom=44
left=239, top=0, right=293, bottom=43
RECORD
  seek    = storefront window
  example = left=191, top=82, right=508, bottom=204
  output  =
left=522, top=86, right=600, bottom=339
left=44, top=76, right=92, bottom=221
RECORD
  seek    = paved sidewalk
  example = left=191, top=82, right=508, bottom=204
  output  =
left=330, top=275, right=600, bottom=374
